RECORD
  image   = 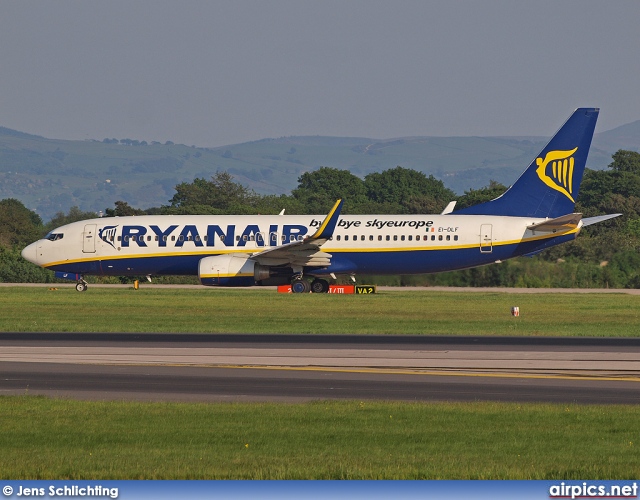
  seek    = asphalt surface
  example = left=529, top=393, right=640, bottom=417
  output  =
left=1, top=333, right=639, bottom=404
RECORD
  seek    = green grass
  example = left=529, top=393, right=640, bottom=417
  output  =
left=1, top=396, right=638, bottom=479
left=2, top=289, right=639, bottom=479
left=1, top=286, right=639, bottom=336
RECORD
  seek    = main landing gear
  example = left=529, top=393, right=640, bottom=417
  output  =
left=310, top=278, right=330, bottom=294
left=75, top=279, right=88, bottom=292
left=290, top=276, right=330, bottom=293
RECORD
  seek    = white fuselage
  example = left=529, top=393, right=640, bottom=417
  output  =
left=22, top=213, right=579, bottom=279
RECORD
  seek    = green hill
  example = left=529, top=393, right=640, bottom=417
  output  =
left=0, top=121, right=638, bottom=222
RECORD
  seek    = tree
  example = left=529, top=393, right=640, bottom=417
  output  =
left=608, top=150, right=640, bottom=173
left=364, top=166, right=455, bottom=214
left=167, top=171, right=259, bottom=214
left=455, top=180, right=508, bottom=211
left=104, top=201, right=147, bottom=217
left=43, top=206, right=101, bottom=234
left=578, top=150, right=640, bottom=219
left=0, top=198, right=43, bottom=248
left=292, top=167, right=368, bottom=214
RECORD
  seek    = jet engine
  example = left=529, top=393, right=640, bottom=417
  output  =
left=198, top=254, right=271, bottom=286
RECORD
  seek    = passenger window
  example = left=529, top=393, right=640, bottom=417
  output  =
left=179, top=236, right=184, bottom=242
left=147, top=235, right=152, bottom=241
left=431, top=235, right=435, bottom=241
left=401, top=235, right=405, bottom=241
left=243, top=235, right=248, bottom=242
left=446, top=235, right=451, bottom=241
left=369, top=235, right=373, bottom=241
left=361, top=235, right=365, bottom=241
left=378, top=235, right=382, bottom=241
left=155, top=236, right=159, bottom=241
left=237, top=235, right=241, bottom=242
left=454, top=235, right=459, bottom=241
left=171, top=236, right=176, bottom=241
left=438, top=235, right=443, bottom=241
left=393, top=235, right=398, bottom=241
left=423, top=235, right=428, bottom=241
left=408, top=235, right=413, bottom=241
left=336, top=235, right=341, bottom=241
left=163, top=236, right=167, bottom=242
left=386, top=235, right=390, bottom=241
left=117, top=236, right=122, bottom=242
left=345, top=235, right=349, bottom=241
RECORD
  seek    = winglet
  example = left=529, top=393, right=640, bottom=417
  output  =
left=309, top=199, right=344, bottom=240
left=441, top=201, right=457, bottom=215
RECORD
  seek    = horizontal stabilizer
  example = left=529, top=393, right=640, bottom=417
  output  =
left=527, top=213, right=582, bottom=232
left=582, top=213, right=622, bottom=226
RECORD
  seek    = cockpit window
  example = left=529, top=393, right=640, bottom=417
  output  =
left=45, top=233, right=64, bottom=241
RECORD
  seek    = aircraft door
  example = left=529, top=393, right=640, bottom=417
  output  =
left=480, top=224, right=492, bottom=253
left=83, top=224, right=97, bottom=253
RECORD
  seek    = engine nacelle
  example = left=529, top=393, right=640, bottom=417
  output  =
left=198, top=254, right=271, bottom=286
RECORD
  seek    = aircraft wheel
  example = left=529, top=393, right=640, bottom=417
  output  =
left=310, top=279, right=329, bottom=293
left=291, top=278, right=310, bottom=294
left=75, top=281, right=88, bottom=292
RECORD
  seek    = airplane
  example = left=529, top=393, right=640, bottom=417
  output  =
left=22, top=108, right=621, bottom=293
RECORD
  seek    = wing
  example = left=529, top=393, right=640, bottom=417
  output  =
left=250, top=199, right=343, bottom=268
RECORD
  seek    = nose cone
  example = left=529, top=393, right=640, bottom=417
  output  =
left=21, top=242, right=39, bottom=265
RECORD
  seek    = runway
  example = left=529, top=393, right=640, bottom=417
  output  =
left=1, top=333, right=639, bottom=404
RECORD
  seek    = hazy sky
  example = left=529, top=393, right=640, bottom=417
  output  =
left=1, top=1, right=639, bottom=147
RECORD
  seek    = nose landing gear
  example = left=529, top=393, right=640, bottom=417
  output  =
left=75, top=279, right=88, bottom=292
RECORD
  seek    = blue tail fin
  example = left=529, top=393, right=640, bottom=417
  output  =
left=453, top=108, right=599, bottom=218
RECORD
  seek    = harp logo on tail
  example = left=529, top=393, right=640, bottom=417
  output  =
left=535, top=147, right=579, bottom=202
